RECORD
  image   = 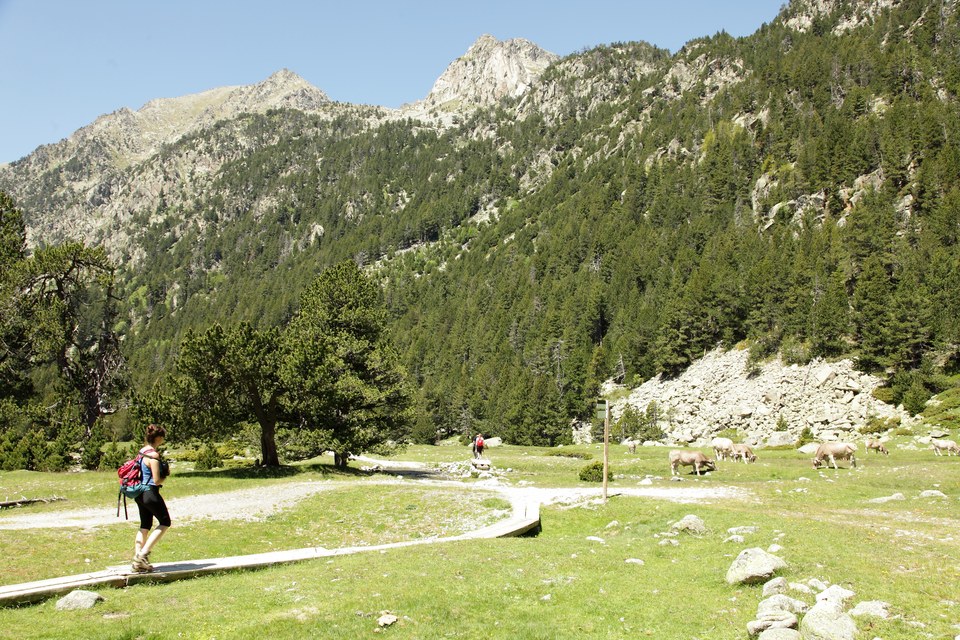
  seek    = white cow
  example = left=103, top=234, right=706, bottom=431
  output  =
left=711, top=437, right=734, bottom=462
left=812, top=442, right=857, bottom=469
left=932, top=439, right=959, bottom=456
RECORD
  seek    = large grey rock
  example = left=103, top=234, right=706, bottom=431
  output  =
left=758, top=594, right=810, bottom=616
left=919, top=489, right=948, bottom=499
left=867, top=492, right=905, bottom=504
left=726, top=548, right=788, bottom=585
left=56, top=590, right=104, bottom=611
left=768, top=432, right=800, bottom=448
left=671, top=514, right=707, bottom=535
left=799, top=601, right=857, bottom=640
left=758, top=629, right=803, bottom=640
left=729, top=526, right=759, bottom=535
left=816, top=585, right=855, bottom=606
left=849, top=600, right=893, bottom=619
left=748, top=611, right=799, bottom=636
left=763, top=577, right=789, bottom=597
left=798, top=443, right=820, bottom=454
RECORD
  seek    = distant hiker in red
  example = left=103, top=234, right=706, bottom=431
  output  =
left=473, top=434, right=485, bottom=459
left=132, top=424, right=171, bottom=573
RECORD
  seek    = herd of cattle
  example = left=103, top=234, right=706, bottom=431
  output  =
left=666, top=435, right=960, bottom=476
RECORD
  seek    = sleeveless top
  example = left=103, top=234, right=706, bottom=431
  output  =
left=139, top=446, right=158, bottom=486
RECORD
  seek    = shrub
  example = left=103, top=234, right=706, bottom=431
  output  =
left=578, top=460, right=612, bottom=483
left=798, top=427, right=815, bottom=446
left=872, top=386, right=895, bottom=404
left=781, top=336, right=812, bottom=365
left=195, top=442, right=223, bottom=471
left=775, top=414, right=789, bottom=432
left=98, top=441, right=133, bottom=471
left=547, top=450, right=593, bottom=460
left=714, top=428, right=740, bottom=440
left=859, top=416, right=899, bottom=435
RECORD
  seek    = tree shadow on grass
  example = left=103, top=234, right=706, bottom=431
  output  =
left=175, top=462, right=442, bottom=481
left=177, top=462, right=366, bottom=480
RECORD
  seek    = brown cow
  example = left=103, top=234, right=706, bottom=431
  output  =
left=812, top=442, right=857, bottom=469
left=730, top=442, right=757, bottom=463
left=865, top=439, right=889, bottom=455
left=669, top=449, right=716, bottom=476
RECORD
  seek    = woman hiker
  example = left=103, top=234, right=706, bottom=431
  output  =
left=132, top=423, right=171, bottom=572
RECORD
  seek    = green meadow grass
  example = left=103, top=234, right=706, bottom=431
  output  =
left=0, top=441, right=957, bottom=639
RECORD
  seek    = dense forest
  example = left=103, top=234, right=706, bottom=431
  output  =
left=2, top=0, right=960, bottom=466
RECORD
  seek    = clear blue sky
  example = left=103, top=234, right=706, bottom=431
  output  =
left=0, top=0, right=784, bottom=164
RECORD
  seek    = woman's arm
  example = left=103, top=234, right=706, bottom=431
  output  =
left=145, top=455, right=164, bottom=486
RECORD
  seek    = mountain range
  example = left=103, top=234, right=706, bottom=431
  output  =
left=2, top=0, right=958, bottom=444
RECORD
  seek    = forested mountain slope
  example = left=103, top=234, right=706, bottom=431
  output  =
left=3, top=0, right=959, bottom=447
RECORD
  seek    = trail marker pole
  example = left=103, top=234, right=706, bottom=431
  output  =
left=596, top=399, right=609, bottom=502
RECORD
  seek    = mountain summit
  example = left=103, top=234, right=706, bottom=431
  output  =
left=417, top=34, right=558, bottom=112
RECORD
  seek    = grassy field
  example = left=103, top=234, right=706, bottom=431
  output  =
left=0, top=440, right=958, bottom=639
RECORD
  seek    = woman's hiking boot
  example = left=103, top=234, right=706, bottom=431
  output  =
left=131, top=553, right=153, bottom=573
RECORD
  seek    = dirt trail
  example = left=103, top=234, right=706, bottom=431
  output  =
left=0, top=458, right=747, bottom=531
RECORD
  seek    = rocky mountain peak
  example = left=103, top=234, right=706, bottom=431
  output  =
left=415, top=34, right=558, bottom=113
left=782, top=0, right=903, bottom=34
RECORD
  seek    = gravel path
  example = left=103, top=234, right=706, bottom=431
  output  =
left=0, top=458, right=747, bottom=531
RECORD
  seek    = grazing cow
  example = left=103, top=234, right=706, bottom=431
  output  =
left=730, top=442, right=757, bottom=463
left=711, top=437, right=734, bottom=461
left=812, top=442, right=858, bottom=469
left=932, top=439, right=960, bottom=456
left=669, top=449, right=716, bottom=476
left=865, top=439, right=889, bottom=455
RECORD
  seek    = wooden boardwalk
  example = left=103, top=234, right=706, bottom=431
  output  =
left=0, top=498, right=539, bottom=606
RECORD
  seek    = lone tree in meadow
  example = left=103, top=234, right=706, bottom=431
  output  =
left=151, top=260, right=411, bottom=467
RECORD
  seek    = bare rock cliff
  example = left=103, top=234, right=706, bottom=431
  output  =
left=406, top=34, right=558, bottom=117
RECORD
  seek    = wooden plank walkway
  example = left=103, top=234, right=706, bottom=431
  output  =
left=0, top=498, right=539, bottom=606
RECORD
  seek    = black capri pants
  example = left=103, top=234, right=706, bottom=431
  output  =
left=135, top=486, right=171, bottom=529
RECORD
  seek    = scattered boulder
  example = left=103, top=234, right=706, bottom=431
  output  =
left=729, top=526, right=759, bottom=536
left=726, top=548, right=788, bottom=585
left=849, top=600, right=893, bottom=619
left=762, top=577, right=789, bottom=597
left=807, top=578, right=829, bottom=592
left=624, top=558, right=645, bottom=566
left=798, top=443, right=820, bottom=455
left=56, top=590, right=104, bottom=611
left=671, top=514, right=707, bottom=535
left=768, top=544, right=784, bottom=554
left=471, top=458, right=491, bottom=471
left=758, top=594, right=809, bottom=616
left=725, top=535, right=745, bottom=544
left=767, top=432, right=800, bottom=448
left=919, top=490, right=948, bottom=499
left=928, top=429, right=949, bottom=438
left=747, top=611, right=799, bottom=636
left=799, top=601, right=857, bottom=640
left=867, top=493, right=905, bottom=504
left=758, top=629, right=802, bottom=640
left=377, top=613, right=398, bottom=627
left=789, top=582, right=814, bottom=595
left=816, top=585, right=855, bottom=606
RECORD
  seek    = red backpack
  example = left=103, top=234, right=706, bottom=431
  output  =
left=116, top=448, right=156, bottom=518
left=476, top=437, right=484, bottom=448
